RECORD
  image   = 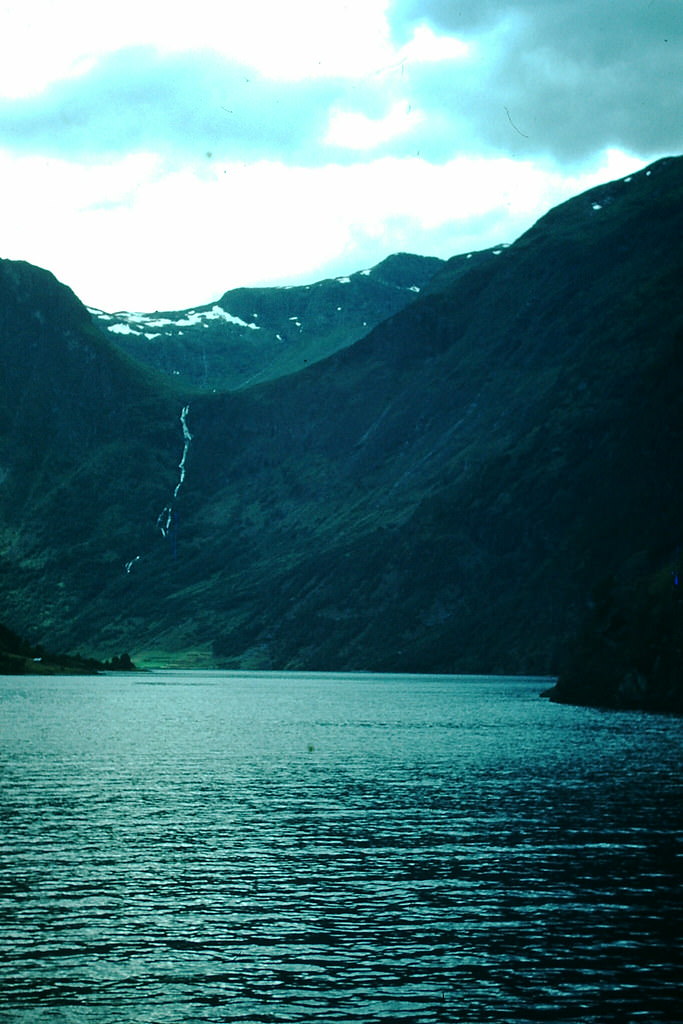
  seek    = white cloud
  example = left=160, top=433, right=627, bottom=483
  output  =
left=397, top=24, right=470, bottom=65
left=0, top=1, right=466, bottom=99
left=0, top=145, right=644, bottom=312
left=0, top=1, right=675, bottom=311
left=322, top=22, right=469, bottom=152
left=212, top=0, right=395, bottom=80
left=0, top=0, right=395, bottom=97
left=325, top=100, right=424, bottom=151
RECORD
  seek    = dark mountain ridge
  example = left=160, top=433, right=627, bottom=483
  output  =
left=87, top=252, right=445, bottom=392
left=1, top=156, right=682, bottom=708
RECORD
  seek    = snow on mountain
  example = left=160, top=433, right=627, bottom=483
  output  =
left=87, top=253, right=445, bottom=391
left=88, top=304, right=261, bottom=339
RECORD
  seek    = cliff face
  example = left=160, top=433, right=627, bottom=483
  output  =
left=545, top=570, right=683, bottom=713
left=1, top=157, right=683, bottom=704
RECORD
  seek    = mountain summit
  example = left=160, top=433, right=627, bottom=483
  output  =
left=1, top=156, right=683, bottom=707
left=88, top=253, right=444, bottom=391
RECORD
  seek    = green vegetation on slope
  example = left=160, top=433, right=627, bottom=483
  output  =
left=91, top=253, right=445, bottom=392
left=1, top=158, right=683, bottom=713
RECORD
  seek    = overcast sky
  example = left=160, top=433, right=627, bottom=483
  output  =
left=0, top=0, right=680, bottom=311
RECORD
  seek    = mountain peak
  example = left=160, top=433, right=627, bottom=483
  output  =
left=517, top=154, right=683, bottom=249
left=2, top=158, right=683, bottom=707
left=88, top=252, right=445, bottom=391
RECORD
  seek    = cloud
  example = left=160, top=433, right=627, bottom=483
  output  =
left=7, top=2, right=676, bottom=171
left=0, top=42, right=459, bottom=166
left=0, top=0, right=395, bottom=96
left=0, top=146, right=643, bottom=311
left=0, top=47, right=349, bottom=162
left=389, top=0, right=683, bottom=162
left=0, top=1, right=676, bottom=312
left=325, top=100, right=425, bottom=151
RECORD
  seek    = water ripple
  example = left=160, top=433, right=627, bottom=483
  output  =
left=0, top=673, right=681, bottom=1023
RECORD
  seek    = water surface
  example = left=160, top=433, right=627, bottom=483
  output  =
left=0, top=672, right=681, bottom=1022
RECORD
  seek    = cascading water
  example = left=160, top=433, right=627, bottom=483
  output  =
left=125, top=405, right=193, bottom=572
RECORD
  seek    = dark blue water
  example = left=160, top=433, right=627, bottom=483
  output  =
left=0, top=672, right=681, bottom=1023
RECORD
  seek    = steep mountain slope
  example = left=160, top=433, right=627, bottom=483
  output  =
left=1, top=156, right=682, bottom=690
left=166, top=157, right=683, bottom=675
left=88, top=253, right=444, bottom=391
left=0, top=258, right=186, bottom=641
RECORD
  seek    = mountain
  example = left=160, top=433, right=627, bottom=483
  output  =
left=87, top=253, right=445, bottom=391
left=544, top=564, right=683, bottom=713
left=1, top=156, right=683, bottom=710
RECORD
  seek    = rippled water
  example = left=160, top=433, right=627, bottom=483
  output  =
left=0, top=672, right=681, bottom=1023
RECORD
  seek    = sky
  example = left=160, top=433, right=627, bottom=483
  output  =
left=0, top=0, right=680, bottom=312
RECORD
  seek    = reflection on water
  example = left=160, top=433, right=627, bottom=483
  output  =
left=0, top=672, right=681, bottom=1022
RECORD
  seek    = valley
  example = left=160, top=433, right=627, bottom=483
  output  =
left=1, top=155, right=682, bottom=710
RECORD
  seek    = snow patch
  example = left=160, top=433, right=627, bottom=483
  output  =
left=336, top=276, right=351, bottom=284
left=204, top=305, right=260, bottom=330
left=108, top=322, right=140, bottom=335
left=592, top=202, right=603, bottom=211
left=103, top=305, right=260, bottom=333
